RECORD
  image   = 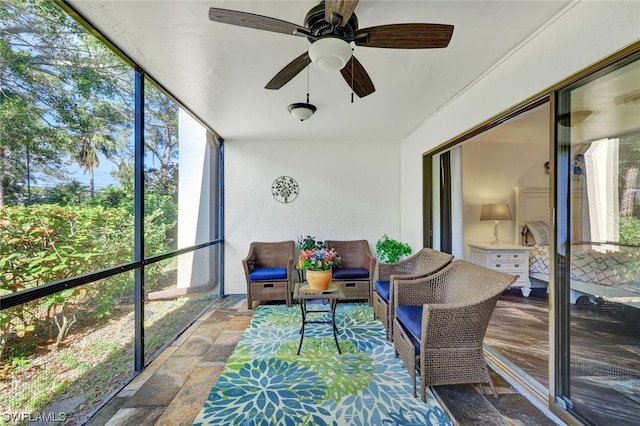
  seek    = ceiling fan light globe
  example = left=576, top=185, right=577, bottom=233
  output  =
left=308, top=37, right=352, bottom=71
left=288, top=102, right=316, bottom=121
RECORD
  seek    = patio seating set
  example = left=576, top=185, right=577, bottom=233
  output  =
left=242, top=239, right=376, bottom=309
left=241, top=239, right=517, bottom=403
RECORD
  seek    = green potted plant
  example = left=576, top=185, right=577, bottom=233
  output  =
left=297, top=235, right=325, bottom=251
left=376, top=234, right=412, bottom=263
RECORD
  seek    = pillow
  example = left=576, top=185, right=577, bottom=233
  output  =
left=522, top=220, right=549, bottom=246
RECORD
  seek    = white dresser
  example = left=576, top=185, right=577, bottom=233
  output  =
left=468, top=243, right=534, bottom=296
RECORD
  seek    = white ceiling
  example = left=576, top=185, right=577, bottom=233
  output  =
left=67, top=0, right=571, bottom=142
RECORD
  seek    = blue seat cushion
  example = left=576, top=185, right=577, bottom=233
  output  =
left=374, top=280, right=390, bottom=302
left=249, top=268, right=287, bottom=281
left=396, top=305, right=423, bottom=354
left=332, top=267, right=369, bottom=279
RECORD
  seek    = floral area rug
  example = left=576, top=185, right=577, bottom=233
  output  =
left=193, top=302, right=452, bottom=425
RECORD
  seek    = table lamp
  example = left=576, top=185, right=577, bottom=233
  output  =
left=480, top=203, right=513, bottom=245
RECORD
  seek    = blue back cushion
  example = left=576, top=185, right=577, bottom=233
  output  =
left=396, top=305, right=423, bottom=354
left=249, top=267, right=287, bottom=281
left=332, top=267, right=369, bottom=279
left=374, top=280, right=390, bottom=302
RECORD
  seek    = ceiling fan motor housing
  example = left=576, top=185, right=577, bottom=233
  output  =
left=309, top=37, right=352, bottom=71
left=304, top=2, right=358, bottom=41
left=303, top=3, right=358, bottom=72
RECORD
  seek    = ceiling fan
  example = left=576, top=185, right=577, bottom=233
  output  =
left=208, top=0, right=454, bottom=98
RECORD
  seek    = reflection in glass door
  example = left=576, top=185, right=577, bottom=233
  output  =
left=556, top=53, right=640, bottom=425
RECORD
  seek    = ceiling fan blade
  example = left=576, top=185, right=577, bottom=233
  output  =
left=265, top=52, right=312, bottom=90
left=340, top=56, right=375, bottom=98
left=325, top=0, right=359, bottom=27
left=209, top=8, right=307, bottom=36
left=355, top=23, right=454, bottom=49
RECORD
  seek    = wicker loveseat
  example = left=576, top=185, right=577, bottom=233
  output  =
left=324, top=239, right=376, bottom=303
left=393, top=260, right=516, bottom=401
left=374, top=248, right=453, bottom=340
left=242, top=241, right=295, bottom=309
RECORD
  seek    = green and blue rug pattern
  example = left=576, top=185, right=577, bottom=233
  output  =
left=193, top=303, right=452, bottom=425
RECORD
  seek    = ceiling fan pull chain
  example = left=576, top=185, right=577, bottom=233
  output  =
left=307, top=66, right=311, bottom=103
left=351, top=48, right=354, bottom=103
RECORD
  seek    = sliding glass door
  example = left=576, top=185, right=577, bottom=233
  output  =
left=424, top=47, right=640, bottom=424
left=555, top=52, right=640, bottom=425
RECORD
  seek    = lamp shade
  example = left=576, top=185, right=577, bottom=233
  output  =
left=480, top=204, right=513, bottom=221
left=288, top=102, right=316, bottom=121
left=308, top=37, right=352, bottom=72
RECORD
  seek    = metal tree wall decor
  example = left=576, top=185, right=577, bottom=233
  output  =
left=271, top=176, right=299, bottom=203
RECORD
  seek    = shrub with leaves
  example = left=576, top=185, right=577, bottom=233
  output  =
left=0, top=203, right=133, bottom=359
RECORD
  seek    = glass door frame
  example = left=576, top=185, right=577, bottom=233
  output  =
left=422, top=41, right=640, bottom=425
left=553, top=50, right=640, bottom=425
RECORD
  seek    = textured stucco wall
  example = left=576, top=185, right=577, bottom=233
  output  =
left=177, top=109, right=215, bottom=290
left=224, top=138, right=400, bottom=295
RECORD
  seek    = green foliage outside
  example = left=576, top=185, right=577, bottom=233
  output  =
left=0, top=193, right=181, bottom=421
left=0, top=194, right=177, bottom=360
left=0, top=1, right=188, bottom=420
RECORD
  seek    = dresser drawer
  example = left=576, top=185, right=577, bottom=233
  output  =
left=488, top=260, right=527, bottom=271
left=489, top=252, right=527, bottom=262
left=468, top=244, right=534, bottom=296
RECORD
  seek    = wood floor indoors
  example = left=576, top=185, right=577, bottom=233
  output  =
left=486, top=282, right=640, bottom=426
left=87, top=294, right=559, bottom=426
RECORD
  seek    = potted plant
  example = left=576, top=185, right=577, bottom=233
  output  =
left=297, top=235, right=325, bottom=251
left=376, top=234, right=412, bottom=263
left=295, top=240, right=340, bottom=290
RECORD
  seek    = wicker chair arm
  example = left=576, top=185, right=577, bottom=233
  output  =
left=285, top=254, right=294, bottom=279
left=366, top=252, right=377, bottom=277
left=393, top=275, right=442, bottom=307
left=390, top=272, right=433, bottom=282
left=378, top=257, right=418, bottom=280
left=241, top=244, right=258, bottom=281
left=378, top=248, right=453, bottom=281
left=386, top=272, right=431, bottom=302
left=421, top=297, right=499, bottom=348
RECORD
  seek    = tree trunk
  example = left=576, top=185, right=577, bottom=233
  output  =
left=54, top=310, right=77, bottom=348
left=89, top=168, right=95, bottom=200
left=620, top=166, right=638, bottom=217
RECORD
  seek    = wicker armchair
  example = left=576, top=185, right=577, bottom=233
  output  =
left=242, top=241, right=295, bottom=309
left=324, top=240, right=376, bottom=303
left=393, top=260, right=516, bottom=401
left=374, top=248, right=453, bottom=340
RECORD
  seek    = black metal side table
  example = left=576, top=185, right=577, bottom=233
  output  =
left=293, top=282, right=345, bottom=355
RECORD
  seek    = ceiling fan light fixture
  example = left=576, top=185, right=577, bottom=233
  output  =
left=308, top=37, right=352, bottom=71
left=288, top=102, right=317, bottom=121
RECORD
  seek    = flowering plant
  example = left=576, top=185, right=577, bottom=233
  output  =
left=296, top=248, right=340, bottom=271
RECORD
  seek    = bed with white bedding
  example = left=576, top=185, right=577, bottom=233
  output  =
left=515, top=187, right=640, bottom=308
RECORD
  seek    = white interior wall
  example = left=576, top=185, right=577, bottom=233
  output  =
left=224, top=138, right=400, bottom=294
left=461, top=141, right=549, bottom=259
left=400, top=1, right=640, bottom=252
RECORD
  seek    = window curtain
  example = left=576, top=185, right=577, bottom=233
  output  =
left=433, top=147, right=463, bottom=256
left=440, top=152, right=452, bottom=254
left=450, top=147, right=464, bottom=259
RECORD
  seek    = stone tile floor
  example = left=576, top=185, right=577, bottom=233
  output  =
left=87, top=295, right=562, bottom=425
